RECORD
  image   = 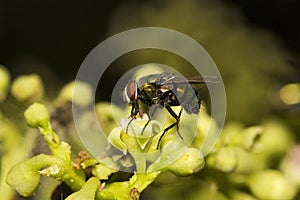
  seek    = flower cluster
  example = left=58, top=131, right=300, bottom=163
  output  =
left=1, top=66, right=300, bottom=200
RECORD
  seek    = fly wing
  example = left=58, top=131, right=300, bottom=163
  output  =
left=159, top=75, right=219, bottom=85
left=159, top=74, right=218, bottom=109
left=186, top=75, right=219, bottom=84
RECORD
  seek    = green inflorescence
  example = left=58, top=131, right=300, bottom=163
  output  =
left=1, top=67, right=300, bottom=200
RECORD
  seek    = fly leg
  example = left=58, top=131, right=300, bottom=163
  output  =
left=140, top=119, right=151, bottom=136
left=126, top=100, right=139, bottom=133
left=156, top=121, right=177, bottom=149
left=156, top=103, right=183, bottom=149
left=165, top=104, right=183, bottom=139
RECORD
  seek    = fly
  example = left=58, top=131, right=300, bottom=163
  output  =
left=123, top=72, right=217, bottom=148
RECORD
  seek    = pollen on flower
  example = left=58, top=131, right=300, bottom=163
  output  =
left=49, top=165, right=60, bottom=175
left=39, top=164, right=61, bottom=177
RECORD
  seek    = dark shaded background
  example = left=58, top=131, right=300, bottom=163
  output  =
left=0, top=0, right=299, bottom=82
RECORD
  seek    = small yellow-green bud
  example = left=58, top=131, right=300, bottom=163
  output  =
left=95, top=102, right=126, bottom=135
left=168, top=148, right=205, bottom=176
left=65, top=177, right=100, bottom=200
left=260, top=120, right=295, bottom=158
left=247, top=170, right=297, bottom=200
left=11, top=74, right=44, bottom=103
left=207, top=146, right=237, bottom=172
left=24, top=103, right=50, bottom=128
left=0, top=65, right=10, bottom=102
left=240, top=126, right=263, bottom=151
left=234, top=147, right=265, bottom=173
left=218, top=124, right=263, bottom=151
left=55, top=81, right=92, bottom=107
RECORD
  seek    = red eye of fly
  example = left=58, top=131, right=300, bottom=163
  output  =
left=125, top=80, right=137, bottom=102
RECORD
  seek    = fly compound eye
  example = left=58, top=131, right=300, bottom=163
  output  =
left=123, top=80, right=137, bottom=103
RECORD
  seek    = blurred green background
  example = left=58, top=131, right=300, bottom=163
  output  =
left=0, top=0, right=300, bottom=124
left=1, top=0, right=300, bottom=199
left=1, top=0, right=299, bottom=126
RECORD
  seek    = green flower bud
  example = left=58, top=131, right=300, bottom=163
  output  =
left=24, top=103, right=50, bottom=128
left=11, top=74, right=44, bottom=103
left=65, top=177, right=100, bottom=200
left=259, top=120, right=295, bottom=159
left=207, top=146, right=237, bottom=172
left=0, top=65, right=10, bottom=102
left=234, top=147, right=265, bottom=173
left=24, top=103, right=73, bottom=161
left=168, top=148, right=205, bottom=176
left=220, top=122, right=244, bottom=143
left=239, top=126, right=263, bottom=151
left=95, top=102, right=126, bottom=135
left=55, top=81, right=92, bottom=107
left=247, top=170, right=297, bottom=200
left=218, top=123, right=263, bottom=151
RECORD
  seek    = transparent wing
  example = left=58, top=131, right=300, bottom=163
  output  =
left=160, top=74, right=219, bottom=85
